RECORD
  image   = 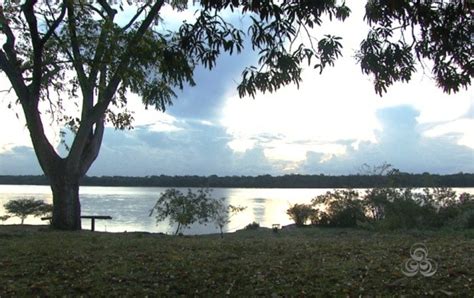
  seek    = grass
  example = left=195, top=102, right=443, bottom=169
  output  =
left=0, top=225, right=473, bottom=296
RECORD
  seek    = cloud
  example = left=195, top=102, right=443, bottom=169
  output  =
left=87, top=121, right=278, bottom=176
left=0, top=146, right=42, bottom=175
left=300, top=106, right=474, bottom=174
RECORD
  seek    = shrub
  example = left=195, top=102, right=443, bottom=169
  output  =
left=363, top=188, right=396, bottom=221
left=286, top=203, right=316, bottom=226
left=210, top=198, right=246, bottom=238
left=3, top=198, right=52, bottom=224
left=312, top=190, right=367, bottom=228
left=149, top=188, right=217, bottom=235
left=381, top=193, right=426, bottom=230
left=244, top=222, right=260, bottom=230
left=363, top=188, right=474, bottom=230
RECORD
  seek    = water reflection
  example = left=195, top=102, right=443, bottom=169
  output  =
left=1, top=185, right=473, bottom=235
left=251, top=198, right=267, bottom=224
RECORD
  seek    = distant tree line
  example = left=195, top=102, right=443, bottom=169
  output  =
left=0, top=172, right=473, bottom=188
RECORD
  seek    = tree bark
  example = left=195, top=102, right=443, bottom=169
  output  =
left=50, top=176, right=81, bottom=230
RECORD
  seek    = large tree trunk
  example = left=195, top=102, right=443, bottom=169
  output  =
left=50, top=175, right=81, bottom=230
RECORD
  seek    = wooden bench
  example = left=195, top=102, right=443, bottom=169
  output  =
left=41, top=215, right=112, bottom=231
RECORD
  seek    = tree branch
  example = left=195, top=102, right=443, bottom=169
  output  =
left=90, top=0, right=166, bottom=122
left=0, top=6, right=19, bottom=63
left=69, top=0, right=165, bottom=172
left=96, top=0, right=117, bottom=19
left=22, top=0, right=44, bottom=98
left=65, top=0, right=88, bottom=92
left=41, top=1, right=67, bottom=47
left=79, top=118, right=105, bottom=176
left=0, top=51, right=29, bottom=103
left=121, top=2, right=151, bottom=32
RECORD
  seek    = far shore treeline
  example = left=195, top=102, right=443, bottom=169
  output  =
left=0, top=173, right=473, bottom=188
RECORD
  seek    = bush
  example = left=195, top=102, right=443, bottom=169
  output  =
left=286, top=203, right=316, bottom=226
left=149, top=188, right=217, bottom=235
left=312, top=190, right=367, bottom=228
left=313, top=211, right=331, bottom=226
left=210, top=198, right=246, bottom=238
left=381, top=193, right=426, bottom=230
left=3, top=198, right=52, bottom=224
left=444, top=193, right=474, bottom=230
left=244, top=222, right=260, bottom=230
left=363, top=188, right=474, bottom=230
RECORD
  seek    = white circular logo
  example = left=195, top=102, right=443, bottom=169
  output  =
left=401, top=243, right=437, bottom=277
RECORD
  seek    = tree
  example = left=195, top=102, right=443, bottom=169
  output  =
left=0, top=1, right=470, bottom=230
left=149, top=188, right=216, bottom=235
left=210, top=198, right=245, bottom=238
left=3, top=198, right=53, bottom=224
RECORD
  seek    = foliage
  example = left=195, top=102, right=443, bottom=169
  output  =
left=0, top=215, right=10, bottom=222
left=312, top=190, right=367, bottom=228
left=358, top=0, right=472, bottom=95
left=377, top=188, right=429, bottom=230
left=149, top=188, right=218, bottom=235
left=362, top=188, right=474, bottom=230
left=364, top=187, right=392, bottom=221
left=244, top=221, right=260, bottom=230
left=443, top=192, right=474, bottom=230
left=3, top=198, right=52, bottom=224
left=1, top=225, right=473, bottom=296
left=307, top=186, right=474, bottom=230
left=286, top=203, right=316, bottom=226
left=209, top=198, right=246, bottom=238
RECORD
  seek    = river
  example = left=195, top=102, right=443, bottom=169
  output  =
left=0, top=185, right=473, bottom=234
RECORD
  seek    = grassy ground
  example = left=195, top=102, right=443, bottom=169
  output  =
left=0, top=225, right=473, bottom=296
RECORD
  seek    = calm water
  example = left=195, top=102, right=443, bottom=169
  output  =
left=1, top=185, right=473, bottom=235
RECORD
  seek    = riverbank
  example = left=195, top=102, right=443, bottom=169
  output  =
left=0, top=225, right=473, bottom=296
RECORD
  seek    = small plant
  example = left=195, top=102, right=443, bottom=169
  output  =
left=0, top=215, right=11, bottom=222
left=245, top=222, right=260, bottom=230
left=286, top=203, right=316, bottom=226
left=3, top=198, right=52, bottom=224
left=149, top=188, right=218, bottom=235
left=272, top=224, right=280, bottom=233
left=210, top=198, right=246, bottom=238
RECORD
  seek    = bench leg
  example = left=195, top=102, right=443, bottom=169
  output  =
left=91, top=218, right=95, bottom=231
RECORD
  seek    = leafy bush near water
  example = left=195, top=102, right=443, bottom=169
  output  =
left=286, top=203, right=316, bottom=226
left=286, top=187, right=474, bottom=230
left=2, top=198, right=52, bottom=224
left=149, top=188, right=246, bottom=236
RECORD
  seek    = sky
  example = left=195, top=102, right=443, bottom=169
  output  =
left=0, top=1, right=473, bottom=177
